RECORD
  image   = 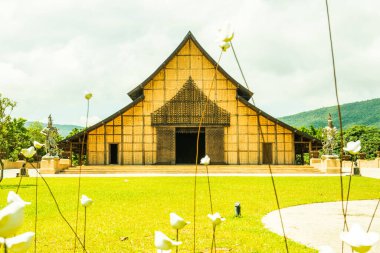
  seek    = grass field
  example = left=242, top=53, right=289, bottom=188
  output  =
left=0, top=176, right=379, bottom=252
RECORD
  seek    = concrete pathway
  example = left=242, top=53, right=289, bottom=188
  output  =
left=0, top=170, right=349, bottom=178
left=262, top=200, right=380, bottom=252
left=1, top=166, right=379, bottom=178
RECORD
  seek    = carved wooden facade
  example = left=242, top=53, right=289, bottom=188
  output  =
left=62, top=31, right=319, bottom=165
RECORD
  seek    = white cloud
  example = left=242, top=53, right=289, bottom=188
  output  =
left=1, top=0, right=379, bottom=124
left=79, top=115, right=101, bottom=128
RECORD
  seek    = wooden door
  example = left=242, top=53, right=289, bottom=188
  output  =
left=109, top=144, right=118, bottom=164
left=156, top=127, right=175, bottom=164
left=206, top=127, right=225, bottom=164
left=262, top=143, right=273, bottom=164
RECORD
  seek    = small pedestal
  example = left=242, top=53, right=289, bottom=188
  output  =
left=310, top=158, right=322, bottom=170
left=321, top=155, right=341, bottom=174
left=40, top=157, right=61, bottom=174
left=40, top=157, right=71, bottom=174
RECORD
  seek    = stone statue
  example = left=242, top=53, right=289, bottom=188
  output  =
left=41, top=114, right=60, bottom=157
left=322, top=114, right=338, bottom=156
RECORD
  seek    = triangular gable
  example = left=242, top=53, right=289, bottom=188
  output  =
left=128, top=31, right=253, bottom=101
left=151, top=77, right=230, bottom=126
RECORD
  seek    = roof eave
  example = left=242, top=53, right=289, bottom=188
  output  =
left=236, top=96, right=322, bottom=143
left=61, top=95, right=145, bottom=143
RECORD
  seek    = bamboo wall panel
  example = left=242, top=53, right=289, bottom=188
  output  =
left=240, top=152, right=248, bottom=164
left=156, top=127, right=175, bottom=164
left=227, top=152, right=237, bottom=164
left=205, top=127, right=224, bottom=164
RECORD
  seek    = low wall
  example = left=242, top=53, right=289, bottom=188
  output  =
left=342, top=159, right=380, bottom=168
left=1, top=159, right=71, bottom=171
left=1, top=160, right=39, bottom=169
left=311, top=158, right=380, bottom=171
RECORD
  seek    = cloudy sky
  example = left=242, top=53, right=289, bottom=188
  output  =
left=1, top=0, right=379, bottom=126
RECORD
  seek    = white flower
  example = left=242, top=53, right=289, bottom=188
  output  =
left=219, top=41, right=230, bottom=52
left=317, top=245, right=335, bottom=253
left=200, top=155, right=210, bottom=166
left=207, top=212, right=226, bottom=227
left=33, top=141, right=44, bottom=149
left=343, top=140, right=361, bottom=155
left=0, top=201, right=30, bottom=237
left=81, top=195, right=93, bottom=207
left=84, top=91, right=93, bottom=100
left=2, top=232, right=35, bottom=253
left=20, top=147, right=36, bottom=159
left=218, top=22, right=234, bottom=42
left=7, top=191, right=31, bottom=206
left=340, top=223, right=379, bottom=253
left=169, top=213, right=190, bottom=230
left=154, top=231, right=181, bottom=251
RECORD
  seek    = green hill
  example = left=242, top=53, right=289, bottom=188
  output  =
left=54, top=124, right=83, bottom=137
left=25, top=122, right=82, bottom=137
left=279, top=98, right=380, bottom=129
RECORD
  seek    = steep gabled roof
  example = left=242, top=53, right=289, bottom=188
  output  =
left=237, top=96, right=321, bottom=143
left=61, top=31, right=320, bottom=146
left=62, top=95, right=144, bottom=142
left=127, top=31, right=253, bottom=101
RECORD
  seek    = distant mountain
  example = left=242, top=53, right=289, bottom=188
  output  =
left=25, top=122, right=83, bottom=137
left=279, top=98, right=380, bottom=129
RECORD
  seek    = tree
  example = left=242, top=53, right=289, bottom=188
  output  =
left=67, top=127, right=82, bottom=138
left=27, top=121, right=47, bottom=158
left=298, top=125, right=323, bottom=140
left=4, top=118, right=30, bottom=161
left=299, top=124, right=380, bottom=159
left=27, top=121, right=45, bottom=143
left=0, top=94, right=17, bottom=181
left=343, top=125, right=380, bottom=159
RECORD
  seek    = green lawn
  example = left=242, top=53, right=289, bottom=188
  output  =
left=0, top=176, right=379, bottom=252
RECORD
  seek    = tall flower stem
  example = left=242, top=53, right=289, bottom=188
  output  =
left=193, top=51, right=223, bottom=252
left=343, top=160, right=354, bottom=229
left=28, top=163, right=87, bottom=252
left=210, top=226, right=216, bottom=253
left=74, top=97, right=91, bottom=251
left=205, top=165, right=213, bottom=214
left=83, top=207, right=87, bottom=252
left=34, top=172, right=38, bottom=253
left=16, top=163, right=26, bottom=193
left=367, top=198, right=380, bottom=232
left=4, top=241, right=7, bottom=253
left=175, top=229, right=179, bottom=253
left=325, top=0, right=348, bottom=233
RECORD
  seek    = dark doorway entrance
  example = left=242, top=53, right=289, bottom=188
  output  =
left=110, top=144, right=118, bottom=164
left=262, top=143, right=273, bottom=164
left=176, top=128, right=205, bottom=164
left=295, top=143, right=309, bottom=165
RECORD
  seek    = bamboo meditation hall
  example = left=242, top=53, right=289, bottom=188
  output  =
left=62, top=32, right=320, bottom=166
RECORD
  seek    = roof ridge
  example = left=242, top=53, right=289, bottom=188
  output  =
left=127, top=31, right=253, bottom=101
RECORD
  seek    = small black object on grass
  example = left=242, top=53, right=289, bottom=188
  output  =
left=234, top=202, right=241, bottom=217
left=353, top=161, right=361, bottom=176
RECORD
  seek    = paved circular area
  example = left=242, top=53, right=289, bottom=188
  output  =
left=262, top=200, right=380, bottom=252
